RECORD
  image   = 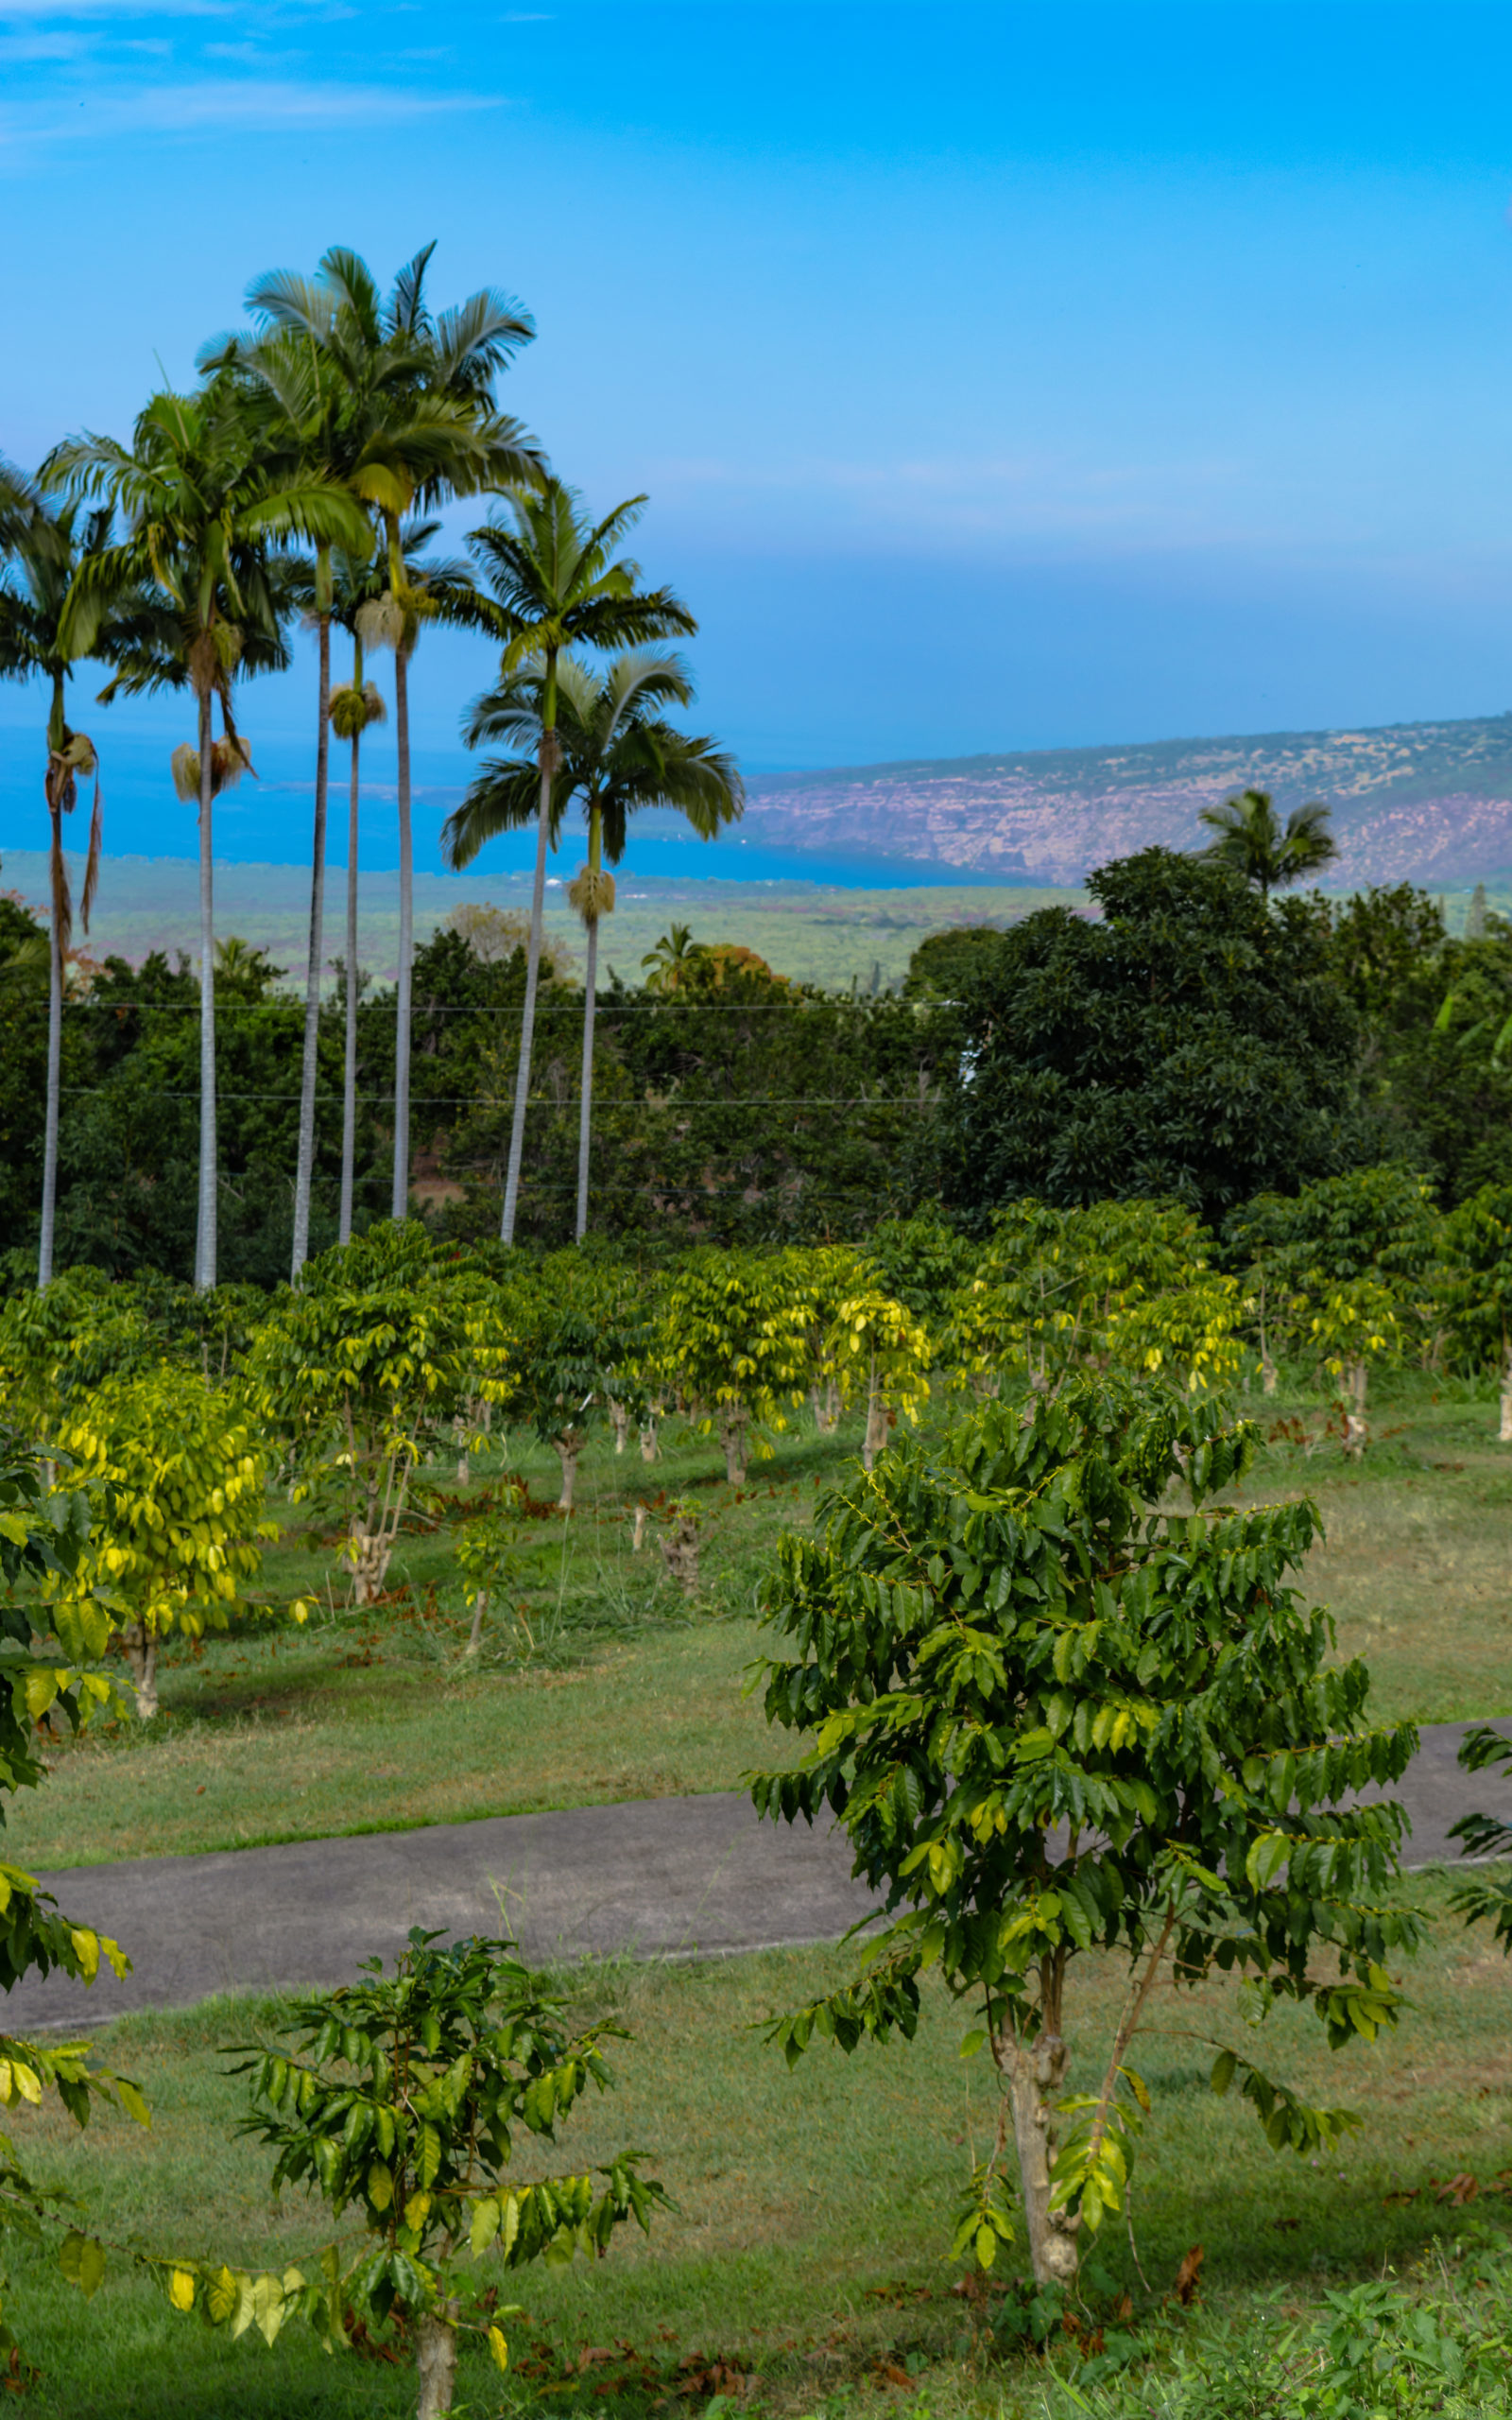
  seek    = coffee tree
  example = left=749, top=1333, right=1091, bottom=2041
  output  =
left=948, top=1200, right=1221, bottom=1398
left=47, top=1367, right=282, bottom=1717
left=0, top=1437, right=156, bottom=2360
left=789, top=1245, right=868, bottom=1437
left=749, top=1378, right=1418, bottom=2287
left=1441, top=1184, right=1512, bottom=1439
left=826, top=1282, right=932, bottom=1467
left=509, top=1259, right=644, bottom=1512
left=1305, top=1277, right=1403, bottom=1451
left=1226, top=1165, right=1441, bottom=1382
left=656, top=1247, right=810, bottom=1483
left=220, top=1930, right=667, bottom=2419
left=249, top=1225, right=510, bottom=1603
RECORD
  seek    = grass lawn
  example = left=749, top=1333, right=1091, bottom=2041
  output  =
left=6, top=1881, right=1512, bottom=2416
left=7, top=1374, right=1512, bottom=1876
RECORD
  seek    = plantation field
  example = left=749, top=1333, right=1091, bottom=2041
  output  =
left=8, top=1885, right=1512, bottom=2417
left=0, top=848, right=1077, bottom=993
left=10, top=1372, right=1512, bottom=1876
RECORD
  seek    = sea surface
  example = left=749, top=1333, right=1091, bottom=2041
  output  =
left=0, top=715, right=1016, bottom=893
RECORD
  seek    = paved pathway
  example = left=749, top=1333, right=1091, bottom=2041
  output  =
left=9, top=1720, right=1511, bottom=2033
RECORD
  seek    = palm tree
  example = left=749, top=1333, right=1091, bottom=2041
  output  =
left=0, top=473, right=129, bottom=1288
left=325, top=522, right=481, bottom=1244
left=442, top=650, right=742, bottom=1238
left=641, top=924, right=701, bottom=993
left=326, top=555, right=387, bottom=1246
left=48, top=382, right=369, bottom=1288
left=222, top=246, right=541, bottom=1238
left=1197, top=786, right=1338, bottom=897
left=459, top=483, right=697, bottom=1241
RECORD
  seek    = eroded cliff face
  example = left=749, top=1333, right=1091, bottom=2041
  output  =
left=738, top=713, right=1512, bottom=885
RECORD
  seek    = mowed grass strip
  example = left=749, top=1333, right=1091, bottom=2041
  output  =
left=8, top=1375, right=1512, bottom=1875
left=4, top=1421, right=825, bottom=1871
left=6, top=1888, right=1512, bottom=2417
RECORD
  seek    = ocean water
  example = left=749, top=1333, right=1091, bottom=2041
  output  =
left=0, top=714, right=1017, bottom=893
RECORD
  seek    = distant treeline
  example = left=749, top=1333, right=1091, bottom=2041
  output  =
left=1, top=848, right=1506, bottom=1285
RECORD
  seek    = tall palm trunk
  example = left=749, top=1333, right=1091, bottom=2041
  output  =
left=501, top=652, right=558, bottom=1246
left=39, top=817, right=63, bottom=1293
left=576, top=912, right=598, bottom=1244
left=575, top=801, right=603, bottom=1245
left=38, top=677, right=67, bottom=1291
left=390, top=634, right=413, bottom=1224
left=339, top=631, right=364, bottom=1249
left=291, top=574, right=333, bottom=1279
left=194, top=681, right=217, bottom=1292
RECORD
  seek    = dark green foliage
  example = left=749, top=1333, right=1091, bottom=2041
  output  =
left=1222, top=1163, right=1440, bottom=1288
left=936, top=851, right=1360, bottom=1228
left=860, top=1207, right=974, bottom=1322
left=441, top=977, right=947, bottom=1250
left=0, top=895, right=52, bottom=1257
left=901, top=924, right=1005, bottom=1000
left=1447, top=1726, right=1512, bottom=1953
left=750, top=1376, right=1421, bottom=2271
left=230, top=1927, right=665, bottom=2350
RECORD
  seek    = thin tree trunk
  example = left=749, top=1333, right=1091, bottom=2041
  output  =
left=862, top=1376, right=890, bottom=1470
left=718, top=1406, right=748, bottom=1486
left=390, top=640, right=413, bottom=1224
left=556, top=1429, right=584, bottom=1512
left=1002, top=2028, right=1078, bottom=2287
left=501, top=700, right=558, bottom=1245
left=194, top=685, right=217, bottom=1292
left=1501, top=1343, right=1512, bottom=1444
left=415, top=2308, right=457, bottom=2420
left=576, top=911, right=598, bottom=1244
left=38, top=798, right=63, bottom=1291
left=123, top=1625, right=159, bottom=1721
left=291, top=597, right=332, bottom=1279
left=339, top=701, right=361, bottom=1248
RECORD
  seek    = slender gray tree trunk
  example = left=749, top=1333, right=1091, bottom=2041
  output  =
left=194, top=687, right=217, bottom=1293
left=576, top=913, right=598, bottom=1243
left=416, top=2308, right=457, bottom=2420
left=501, top=732, right=557, bottom=1245
left=340, top=717, right=361, bottom=1248
left=1004, top=2029, right=1079, bottom=2288
left=38, top=806, right=62, bottom=1292
left=291, top=609, right=332, bottom=1279
left=390, top=641, right=413, bottom=1224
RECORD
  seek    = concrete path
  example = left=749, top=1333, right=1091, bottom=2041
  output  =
left=8, top=1720, right=1511, bottom=2034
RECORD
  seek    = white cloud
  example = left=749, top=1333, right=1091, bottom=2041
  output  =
left=0, top=71, right=507, bottom=147
left=0, top=0, right=224, bottom=15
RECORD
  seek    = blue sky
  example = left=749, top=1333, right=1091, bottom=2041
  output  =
left=5, top=0, right=1512, bottom=867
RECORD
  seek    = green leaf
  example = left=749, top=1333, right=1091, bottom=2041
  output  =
left=59, top=2232, right=106, bottom=2299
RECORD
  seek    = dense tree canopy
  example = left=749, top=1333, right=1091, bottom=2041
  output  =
left=935, top=850, right=1362, bottom=1227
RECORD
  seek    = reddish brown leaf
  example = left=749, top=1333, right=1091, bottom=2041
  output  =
left=1173, top=2244, right=1206, bottom=2306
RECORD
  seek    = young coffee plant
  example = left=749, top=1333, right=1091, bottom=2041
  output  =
left=224, top=1928, right=668, bottom=2418
left=45, top=1366, right=284, bottom=1717
left=749, top=1376, right=1420, bottom=2288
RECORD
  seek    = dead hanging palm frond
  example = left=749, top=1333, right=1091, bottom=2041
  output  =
left=80, top=769, right=103, bottom=933
left=42, top=728, right=103, bottom=952
left=171, top=734, right=256, bottom=803
left=330, top=681, right=387, bottom=742
left=567, top=864, right=615, bottom=925
left=356, top=591, right=405, bottom=654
